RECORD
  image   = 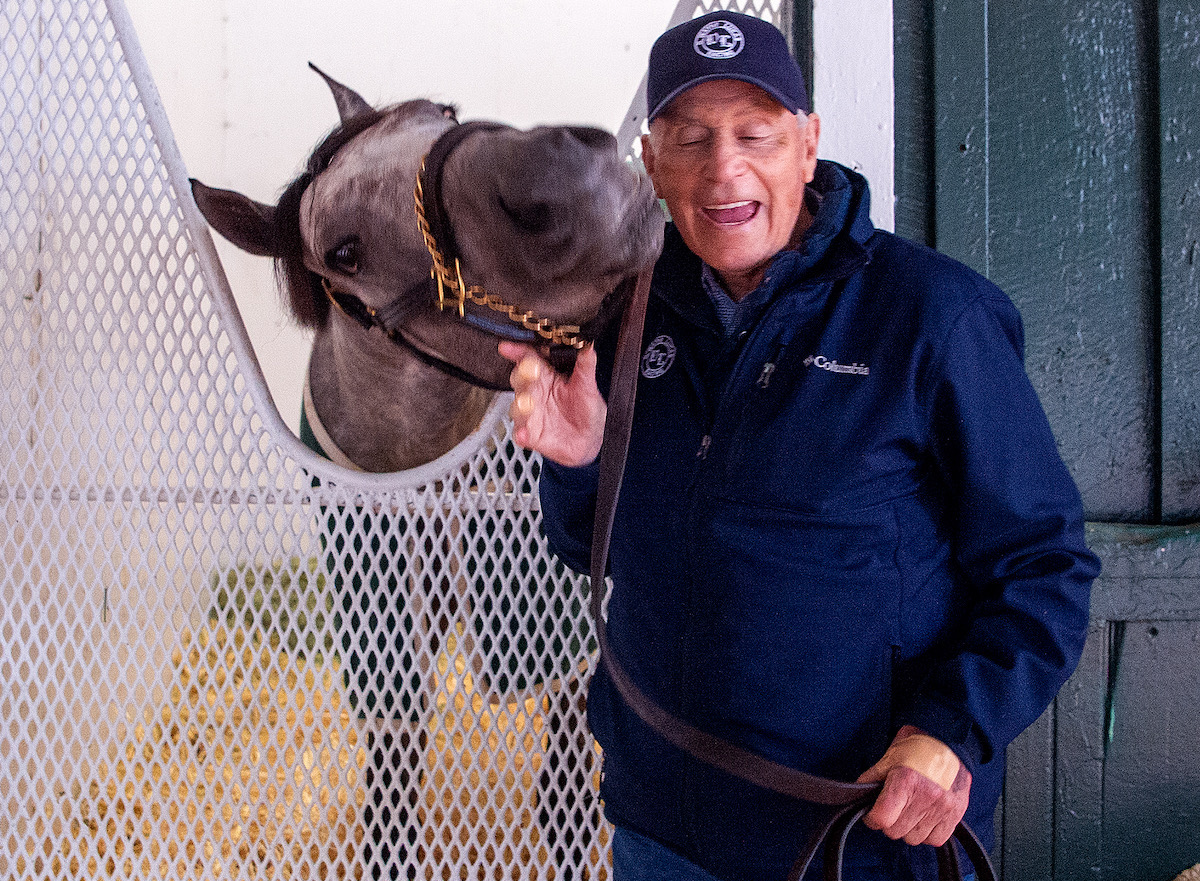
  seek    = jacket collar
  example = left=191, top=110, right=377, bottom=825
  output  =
left=652, top=160, right=875, bottom=330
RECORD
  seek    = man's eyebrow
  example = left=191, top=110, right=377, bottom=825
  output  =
left=659, top=107, right=785, bottom=127
left=653, top=108, right=696, bottom=126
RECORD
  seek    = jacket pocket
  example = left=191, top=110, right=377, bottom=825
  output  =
left=683, top=494, right=903, bottom=778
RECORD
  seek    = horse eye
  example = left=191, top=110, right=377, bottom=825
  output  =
left=326, top=238, right=361, bottom=275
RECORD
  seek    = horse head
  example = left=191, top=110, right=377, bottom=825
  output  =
left=191, top=65, right=663, bottom=472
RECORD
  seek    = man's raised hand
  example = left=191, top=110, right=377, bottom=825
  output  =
left=499, top=342, right=607, bottom=467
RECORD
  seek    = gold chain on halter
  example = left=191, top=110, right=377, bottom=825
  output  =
left=414, top=159, right=586, bottom=350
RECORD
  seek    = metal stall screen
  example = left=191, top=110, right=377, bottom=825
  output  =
left=0, top=1, right=785, bottom=879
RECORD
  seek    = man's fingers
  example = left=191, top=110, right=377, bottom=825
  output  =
left=856, top=726, right=970, bottom=845
left=503, top=345, right=551, bottom=449
left=510, top=392, right=536, bottom=427
left=897, top=803, right=941, bottom=847
left=862, top=765, right=966, bottom=847
left=508, top=355, right=544, bottom=395
left=573, top=343, right=598, bottom=379
left=859, top=731, right=960, bottom=792
left=498, top=341, right=605, bottom=466
left=515, top=355, right=542, bottom=385
left=926, top=813, right=960, bottom=849
left=510, top=387, right=543, bottom=446
left=862, top=766, right=921, bottom=833
left=497, top=341, right=535, bottom=364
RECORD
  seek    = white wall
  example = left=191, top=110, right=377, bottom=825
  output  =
left=813, top=0, right=895, bottom=233
left=123, top=0, right=893, bottom=431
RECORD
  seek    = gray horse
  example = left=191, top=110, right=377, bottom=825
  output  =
left=192, top=65, right=662, bottom=473
left=191, top=66, right=663, bottom=880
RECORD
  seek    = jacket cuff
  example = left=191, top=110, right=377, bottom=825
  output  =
left=537, top=458, right=602, bottom=573
left=894, top=696, right=988, bottom=780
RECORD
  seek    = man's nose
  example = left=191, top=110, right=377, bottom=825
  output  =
left=705, top=136, right=747, bottom=180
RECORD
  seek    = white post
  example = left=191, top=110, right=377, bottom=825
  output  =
left=812, top=0, right=895, bottom=232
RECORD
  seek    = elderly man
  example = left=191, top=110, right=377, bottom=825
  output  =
left=501, top=11, right=1098, bottom=881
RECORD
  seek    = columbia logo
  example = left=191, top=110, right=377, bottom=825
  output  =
left=803, top=354, right=870, bottom=376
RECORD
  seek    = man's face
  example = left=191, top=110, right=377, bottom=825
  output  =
left=641, top=79, right=820, bottom=299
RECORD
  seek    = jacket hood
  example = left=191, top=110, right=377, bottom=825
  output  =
left=802, top=159, right=876, bottom=263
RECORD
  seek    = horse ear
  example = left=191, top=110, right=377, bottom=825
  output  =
left=308, top=62, right=374, bottom=124
left=190, top=178, right=279, bottom=258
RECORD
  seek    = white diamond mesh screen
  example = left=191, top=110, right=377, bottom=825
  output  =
left=0, top=1, right=784, bottom=880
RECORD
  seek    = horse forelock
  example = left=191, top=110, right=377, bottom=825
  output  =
left=273, top=171, right=326, bottom=328
left=272, top=101, right=446, bottom=329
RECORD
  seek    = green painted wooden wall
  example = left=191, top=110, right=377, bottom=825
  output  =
left=892, top=1, right=1200, bottom=878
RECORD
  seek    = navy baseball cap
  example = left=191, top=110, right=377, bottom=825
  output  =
left=646, top=11, right=809, bottom=121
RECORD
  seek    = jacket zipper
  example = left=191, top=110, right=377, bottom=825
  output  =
left=677, top=304, right=806, bottom=843
left=694, top=329, right=788, bottom=463
left=756, top=361, right=776, bottom=389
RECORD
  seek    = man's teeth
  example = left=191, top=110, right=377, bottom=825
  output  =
left=707, top=201, right=754, bottom=210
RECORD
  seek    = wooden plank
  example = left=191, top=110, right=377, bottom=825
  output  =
left=786, top=0, right=814, bottom=119
left=1101, top=620, right=1200, bottom=879
left=1159, top=1, right=1200, bottom=520
left=892, top=0, right=935, bottom=246
left=929, top=0, right=1158, bottom=520
left=1003, top=706, right=1056, bottom=881
left=1087, top=523, right=1200, bottom=621
left=931, top=0, right=988, bottom=275
left=983, top=0, right=1156, bottom=521
left=1055, top=620, right=1108, bottom=881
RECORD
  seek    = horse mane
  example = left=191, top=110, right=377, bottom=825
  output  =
left=272, top=109, right=385, bottom=328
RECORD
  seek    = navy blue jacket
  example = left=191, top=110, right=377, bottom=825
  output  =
left=539, top=161, right=1100, bottom=880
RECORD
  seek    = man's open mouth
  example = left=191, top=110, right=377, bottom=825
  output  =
left=703, top=200, right=758, bottom=224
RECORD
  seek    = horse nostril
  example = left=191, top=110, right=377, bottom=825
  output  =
left=566, top=126, right=617, bottom=152
left=498, top=194, right=553, bottom=233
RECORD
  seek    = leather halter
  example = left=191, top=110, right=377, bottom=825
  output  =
left=413, top=122, right=591, bottom=351
left=320, top=119, right=630, bottom=387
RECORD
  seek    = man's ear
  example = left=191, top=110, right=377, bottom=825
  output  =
left=640, top=133, right=658, bottom=193
left=801, top=112, right=821, bottom=183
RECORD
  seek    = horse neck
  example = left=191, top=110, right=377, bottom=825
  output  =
left=305, top=317, right=495, bottom=473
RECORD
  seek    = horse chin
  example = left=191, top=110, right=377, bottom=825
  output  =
left=614, top=175, right=668, bottom=271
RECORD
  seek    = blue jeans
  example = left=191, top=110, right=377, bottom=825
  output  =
left=610, top=825, right=978, bottom=881
left=611, top=827, right=724, bottom=881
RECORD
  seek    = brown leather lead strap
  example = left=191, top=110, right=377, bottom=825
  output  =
left=586, top=265, right=997, bottom=881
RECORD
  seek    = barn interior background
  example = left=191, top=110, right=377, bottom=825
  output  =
left=6, top=0, right=1198, bottom=879
left=891, top=2, right=1200, bottom=879
left=0, top=1, right=892, bottom=880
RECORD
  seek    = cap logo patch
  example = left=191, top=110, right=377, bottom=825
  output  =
left=641, top=335, right=677, bottom=379
left=693, top=20, right=745, bottom=59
